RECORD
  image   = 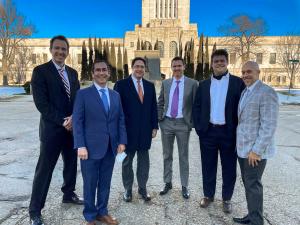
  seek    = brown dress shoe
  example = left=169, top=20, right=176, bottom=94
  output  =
left=200, top=197, right=214, bottom=208
left=86, top=221, right=96, bottom=225
left=96, top=215, right=119, bottom=225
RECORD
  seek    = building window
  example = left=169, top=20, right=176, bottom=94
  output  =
left=43, top=53, right=48, bottom=62
left=160, top=0, right=163, bottom=18
left=229, top=53, right=236, bottom=64
left=130, top=42, right=134, bottom=47
left=174, top=0, right=177, bottom=18
left=269, top=53, right=276, bottom=64
left=267, top=76, right=271, bottom=82
left=165, top=0, right=168, bottom=18
left=169, top=41, right=177, bottom=58
left=277, top=76, right=280, bottom=83
left=256, top=53, right=263, bottom=64
left=283, top=76, right=286, bottom=83
left=262, top=76, right=265, bottom=82
left=32, top=54, right=37, bottom=64
left=77, top=54, right=82, bottom=64
left=169, top=0, right=172, bottom=18
left=158, top=41, right=164, bottom=58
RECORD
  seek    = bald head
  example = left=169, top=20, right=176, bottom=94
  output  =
left=241, top=61, right=260, bottom=87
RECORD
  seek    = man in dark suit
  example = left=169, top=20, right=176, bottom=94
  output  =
left=114, top=57, right=158, bottom=202
left=193, top=49, right=245, bottom=213
left=157, top=56, right=198, bottom=199
left=29, top=35, right=82, bottom=225
left=73, top=60, right=127, bottom=225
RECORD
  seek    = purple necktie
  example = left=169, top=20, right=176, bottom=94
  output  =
left=170, top=80, right=180, bottom=118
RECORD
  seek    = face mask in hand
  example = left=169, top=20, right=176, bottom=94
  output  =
left=116, top=152, right=127, bottom=163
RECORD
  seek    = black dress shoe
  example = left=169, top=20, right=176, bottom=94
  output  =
left=123, top=189, right=132, bottom=202
left=223, top=200, right=232, bottom=214
left=182, top=186, right=190, bottom=199
left=62, top=193, right=84, bottom=205
left=159, top=182, right=172, bottom=195
left=30, top=216, right=44, bottom=225
left=138, top=188, right=151, bottom=201
left=233, top=215, right=250, bottom=224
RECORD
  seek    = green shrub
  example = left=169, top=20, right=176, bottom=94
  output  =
left=23, top=81, right=31, bottom=94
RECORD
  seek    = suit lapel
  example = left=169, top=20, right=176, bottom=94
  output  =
left=107, top=89, right=115, bottom=119
left=165, top=78, right=173, bottom=107
left=205, top=79, right=211, bottom=113
left=48, top=61, right=66, bottom=94
left=239, top=81, right=262, bottom=117
left=183, top=77, right=189, bottom=109
left=225, top=74, right=234, bottom=111
left=65, top=66, right=74, bottom=95
left=127, top=76, right=142, bottom=103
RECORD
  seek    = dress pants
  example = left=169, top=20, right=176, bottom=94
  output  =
left=122, top=149, right=150, bottom=190
left=239, top=157, right=267, bottom=225
left=29, top=134, right=77, bottom=217
left=199, top=125, right=237, bottom=200
left=81, top=147, right=115, bottom=222
left=160, top=117, right=190, bottom=187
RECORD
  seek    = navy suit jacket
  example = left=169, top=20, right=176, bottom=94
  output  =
left=192, top=74, right=245, bottom=137
left=72, top=85, right=127, bottom=159
left=114, top=76, right=158, bottom=152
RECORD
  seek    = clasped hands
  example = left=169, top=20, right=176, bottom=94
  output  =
left=78, top=144, right=125, bottom=160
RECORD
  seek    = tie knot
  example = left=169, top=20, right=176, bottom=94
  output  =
left=99, top=89, right=106, bottom=94
left=137, top=79, right=141, bottom=84
left=59, top=68, right=64, bottom=73
left=176, top=80, right=180, bottom=85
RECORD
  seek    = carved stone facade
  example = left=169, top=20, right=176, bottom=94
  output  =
left=0, top=0, right=299, bottom=87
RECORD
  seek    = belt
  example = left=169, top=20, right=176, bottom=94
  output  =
left=165, top=116, right=184, bottom=121
left=209, top=123, right=226, bottom=128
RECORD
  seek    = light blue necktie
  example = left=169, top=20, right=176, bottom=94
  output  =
left=99, top=89, right=109, bottom=114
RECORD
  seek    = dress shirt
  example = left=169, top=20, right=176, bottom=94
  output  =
left=52, top=60, right=70, bottom=88
left=94, top=82, right=110, bottom=107
left=166, top=75, right=185, bottom=118
left=210, top=73, right=229, bottom=125
left=131, top=74, right=144, bottom=95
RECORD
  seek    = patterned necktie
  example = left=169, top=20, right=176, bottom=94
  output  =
left=58, top=68, right=70, bottom=99
left=170, top=80, right=180, bottom=118
left=99, top=89, right=109, bottom=114
left=240, top=89, right=250, bottom=109
left=137, top=80, right=144, bottom=103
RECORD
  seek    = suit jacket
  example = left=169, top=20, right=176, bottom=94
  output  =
left=157, top=76, right=198, bottom=129
left=72, top=85, right=127, bottom=159
left=114, top=76, right=158, bottom=152
left=192, top=74, right=245, bottom=136
left=31, top=60, right=80, bottom=142
left=237, top=80, right=279, bottom=159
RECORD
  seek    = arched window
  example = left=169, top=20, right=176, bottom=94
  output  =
left=144, top=41, right=152, bottom=50
left=158, top=41, right=164, bottom=57
left=169, top=41, right=177, bottom=58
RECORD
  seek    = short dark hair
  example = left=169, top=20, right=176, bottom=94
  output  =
left=92, top=60, right=110, bottom=72
left=50, top=35, right=69, bottom=49
left=171, top=56, right=185, bottom=65
left=211, top=49, right=228, bottom=62
left=131, top=57, right=146, bottom=67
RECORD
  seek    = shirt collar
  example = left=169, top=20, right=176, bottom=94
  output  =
left=52, top=59, right=65, bottom=71
left=172, top=75, right=185, bottom=83
left=246, top=80, right=260, bottom=93
left=211, top=72, right=229, bottom=81
left=94, top=82, right=108, bottom=92
left=131, top=74, right=143, bottom=83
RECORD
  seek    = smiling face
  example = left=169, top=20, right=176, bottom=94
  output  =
left=132, top=60, right=145, bottom=79
left=171, top=59, right=185, bottom=79
left=93, top=62, right=110, bottom=87
left=211, top=55, right=228, bottom=76
left=50, top=39, right=69, bottom=66
left=241, top=61, right=260, bottom=87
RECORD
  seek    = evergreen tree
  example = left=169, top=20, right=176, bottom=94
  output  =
left=137, top=38, right=141, bottom=50
left=117, top=44, right=123, bottom=80
left=88, top=37, right=93, bottom=80
left=154, top=39, right=158, bottom=50
left=98, top=38, right=103, bottom=59
left=209, top=42, right=217, bottom=75
left=184, top=40, right=194, bottom=78
left=179, top=41, right=183, bottom=57
left=203, top=37, right=210, bottom=79
left=110, top=42, right=117, bottom=82
left=123, top=48, right=129, bottom=78
left=81, top=41, right=88, bottom=81
left=189, top=39, right=195, bottom=79
left=195, top=33, right=204, bottom=81
left=94, top=37, right=99, bottom=60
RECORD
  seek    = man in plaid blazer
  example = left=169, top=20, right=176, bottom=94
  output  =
left=233, top=61, right=279, bottom=225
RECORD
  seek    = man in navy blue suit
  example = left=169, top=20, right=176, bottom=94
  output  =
left=73, top=60, right=127, bottom=225
left=114, top=57, right=158, bottom=202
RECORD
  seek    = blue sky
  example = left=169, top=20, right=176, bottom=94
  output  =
left=13, top=0, right=300, bottom=38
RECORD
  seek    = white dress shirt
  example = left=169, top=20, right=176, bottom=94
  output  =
left=131, top=74, right=144, bottom=95
left=166, top=75, right=185, bottom=118
left=210, top=73, right=229, bottom=125
left=94, top=82, right=110, bottom=107
left=52, top=60, right=70, bottom=88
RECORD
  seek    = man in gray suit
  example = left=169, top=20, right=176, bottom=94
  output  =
left=233, top=61, right=279, bottom=225
left=157, top=56, right=198, bottom=199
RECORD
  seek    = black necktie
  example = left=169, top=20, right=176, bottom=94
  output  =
left=213, top=71, right=228, bottom=80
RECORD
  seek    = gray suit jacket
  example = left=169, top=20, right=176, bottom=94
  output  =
left=237, top=80, right=279, bottom=159
left=157, top=76, right=198, bottom=129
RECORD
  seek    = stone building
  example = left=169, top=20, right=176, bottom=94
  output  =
left=0, top=0, right=299, bottom=87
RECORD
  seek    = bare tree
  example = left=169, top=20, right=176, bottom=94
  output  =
left=0, top=0, right=35, bottom=85
left=9, top=42, right=32, bottom=84
left=219, top=14, right=266, bottom=64
left=276, top=35, right=300, bottom=89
